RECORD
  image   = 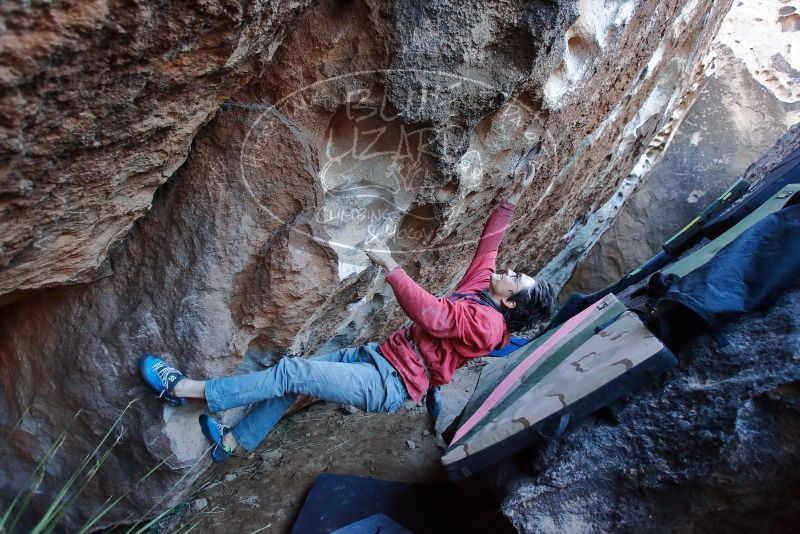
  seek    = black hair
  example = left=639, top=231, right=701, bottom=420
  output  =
left=501, top=279, right=558, bottom=333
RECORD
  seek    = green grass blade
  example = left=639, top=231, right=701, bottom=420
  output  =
left=31, top=400, right=137, bottom=534
left=41, top=431, right=124, bottom=534
left=176, top=515, right=205, bottom=534
left=5, top=416, right=75, bottom=534
left=247, top=523, right=274, bottom=534
left=126, top=445, right=213, bottom=534
left=5, top=406, right=30, bottom=439
left=76, top=453, right=176, bottom=534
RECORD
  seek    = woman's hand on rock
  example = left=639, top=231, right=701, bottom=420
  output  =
left=365, top=247, right=399, bottom=272
left=507, top=145, right=538, bottom=205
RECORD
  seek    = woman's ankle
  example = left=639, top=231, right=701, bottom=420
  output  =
left=222, top=431, right=239, bottom=451
left=173, top=379, right=206, bottom=399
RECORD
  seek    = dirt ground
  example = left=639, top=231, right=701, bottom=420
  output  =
left=156, top=361, right=512, bottom=533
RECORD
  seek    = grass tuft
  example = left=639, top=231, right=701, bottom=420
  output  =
left=0, top=399, right=208, bottom=533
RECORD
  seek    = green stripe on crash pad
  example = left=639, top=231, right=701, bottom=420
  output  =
left=663, top=184, right=800, bottom=277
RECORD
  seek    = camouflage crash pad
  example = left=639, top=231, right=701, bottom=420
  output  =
left=442, top=294, right=677, bottom=480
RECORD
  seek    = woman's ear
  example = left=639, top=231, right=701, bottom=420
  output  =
left=501, top=296, right=517, bottom=309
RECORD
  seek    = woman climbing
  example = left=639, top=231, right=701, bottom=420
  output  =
left=138, top=154, right=557, bottom=463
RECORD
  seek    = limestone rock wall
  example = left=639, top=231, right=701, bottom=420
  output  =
left=564, top=0, right=800, bottom=295
left=0, top=0, right=732, bottom=528
left=0, top=0, right=314, bottom=299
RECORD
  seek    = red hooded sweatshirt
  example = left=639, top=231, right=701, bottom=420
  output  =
left=379, top=200, right=515, bottom=402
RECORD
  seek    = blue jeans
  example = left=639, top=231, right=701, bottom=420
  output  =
left=204, top=343, right=409, bottom=451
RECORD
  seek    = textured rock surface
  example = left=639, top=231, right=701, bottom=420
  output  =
left=564, top=0, right=800, bottom=295
left=496, top=285, right=800, bottom=533
left=0, top=0, right=732, bottom=528
left=0, top=0, right=314, bottom=298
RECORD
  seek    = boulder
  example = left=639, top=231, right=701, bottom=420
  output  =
left=498, top=92, right=800, bottom=533
left=563, top=0, right=800, bottom=296
left=497, top=286, right=800, bottom=532
left=0, top=0, right=732, bottom=528
left=0, top=0, right=315, bottom=299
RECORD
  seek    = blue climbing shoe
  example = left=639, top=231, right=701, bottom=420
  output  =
left=199, top=414, right=234, bottom=464
left=138, top=354, right=187, bottom=408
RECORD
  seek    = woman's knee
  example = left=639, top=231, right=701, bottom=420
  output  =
left=275, top=355, right=301, bottom=375
left=273, top=356, right=314, bottom=391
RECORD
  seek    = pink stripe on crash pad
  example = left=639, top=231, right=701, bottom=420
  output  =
left=451, top=299, right=602, bottom=445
